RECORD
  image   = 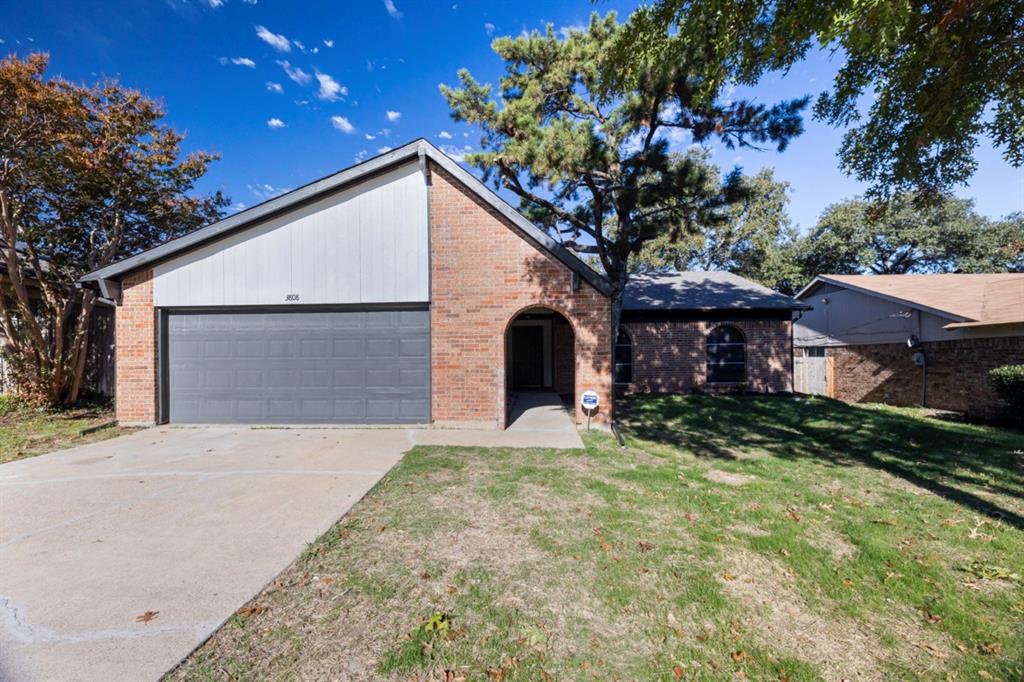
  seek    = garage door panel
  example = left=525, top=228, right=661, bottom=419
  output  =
left=168, top=309, right=429, bottom=424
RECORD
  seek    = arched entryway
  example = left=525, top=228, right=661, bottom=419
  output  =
left=504, top=306, right=576, bottom=429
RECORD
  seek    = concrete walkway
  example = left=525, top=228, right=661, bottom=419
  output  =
left=0, top=419, right=582, bottom=682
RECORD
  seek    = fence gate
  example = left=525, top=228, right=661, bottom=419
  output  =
left=794, top=348, right=831, bottom=396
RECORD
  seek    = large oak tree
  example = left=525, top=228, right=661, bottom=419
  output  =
left=611, top=0, right=1023, bottom=198
left=0, top=53, right=227, bottom=406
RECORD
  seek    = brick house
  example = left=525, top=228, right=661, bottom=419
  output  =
left=81, top=140, right=806, bottom=428
left=794, top=274, right=1024, bottom=416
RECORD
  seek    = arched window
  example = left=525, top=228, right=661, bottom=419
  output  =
left=706, top=325, right=745, bottom=383
left=614, top=329, right=633, bottom=385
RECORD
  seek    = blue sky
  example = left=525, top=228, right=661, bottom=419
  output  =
left=2, top=0, right=1021, bottom=232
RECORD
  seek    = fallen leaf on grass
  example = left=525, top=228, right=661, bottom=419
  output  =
left=842, top=578, right=854, bottom=587
left=872, top=518, right=897, bottom=526
left=447, top=585, right=458, bottom=595
left=978, top=671, right=993, bottom=679
left=135, top=611, right=159, bottom=624
left=979, top=642, right=1001, bottom=655
left=673, top=664, right=685, bottom=679
left=638, top=541, right=655, bottom=552
left=731, top=650, right=749, bottom=662
left=920, top=607, right=942, bottom=624
left=915, top=642, right=947, bottom=659
left=722, top=571, right=736, bottom=581
left=787, top=509, right=801, bottom=523
left=239, top=603, right=266, bottom=618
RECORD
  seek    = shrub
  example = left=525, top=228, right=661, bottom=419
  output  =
left=0, top=394, right=20, bottom=417
left=989, top=364, right=1024, bottom=424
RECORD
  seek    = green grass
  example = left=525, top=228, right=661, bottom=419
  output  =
left=170, top=395, right=1024, bottom=681
left=0, top=401, right=127, bottom=464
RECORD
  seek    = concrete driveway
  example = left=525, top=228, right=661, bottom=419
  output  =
left=0, top=409, right=582, bottom=682
left=0, top=426, right=414, bottom=682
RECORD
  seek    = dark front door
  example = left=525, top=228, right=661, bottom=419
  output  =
left=511, top=325, right=544, bottom=388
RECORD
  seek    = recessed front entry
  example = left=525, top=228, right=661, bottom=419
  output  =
left=166, top=308, right=430, bottom=424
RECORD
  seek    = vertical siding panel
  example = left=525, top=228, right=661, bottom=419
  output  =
left=153, top=162, right=427, bottom=306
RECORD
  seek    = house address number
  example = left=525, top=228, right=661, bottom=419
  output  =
left=286, top=293, right=300, bottom=301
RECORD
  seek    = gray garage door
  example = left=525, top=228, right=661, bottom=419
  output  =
left=167, top=309, right=430, bottom=424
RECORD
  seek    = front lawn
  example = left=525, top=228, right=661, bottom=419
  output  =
left=171, top=395, right=1024, bottom=681
left=0, top=400, right=127, bottom=464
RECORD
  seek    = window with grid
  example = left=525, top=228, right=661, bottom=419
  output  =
left=706, top=325, right=745, bottom=383
left=614, top=329, right=633, bottom=384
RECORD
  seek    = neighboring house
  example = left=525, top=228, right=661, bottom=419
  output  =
left=794, top=273, right=1024, bottom=416
left=618, top=271, right=810, bottom=395
left=81, top=140, right=806, bottom=428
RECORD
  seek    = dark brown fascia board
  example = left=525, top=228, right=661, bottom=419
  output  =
left=79, top=139, right=613, bottom=297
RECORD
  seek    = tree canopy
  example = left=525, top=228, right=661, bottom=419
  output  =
left=633, top=160, right=803, bottom=292
left=799, top=196, right=1024, bottom=278
left=0, top=53, right=227, bottom=405
left=441, top=12, right=806, bottom=333
left=612, top=0, right=1023, bottom=197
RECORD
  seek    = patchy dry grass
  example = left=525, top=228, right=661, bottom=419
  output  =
left=171, top=395, right=1023, bottom=681
left=0, top=402, right=127, bottom=464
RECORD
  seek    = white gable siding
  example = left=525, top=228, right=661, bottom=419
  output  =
left=153, top=161, right=428, bottom=307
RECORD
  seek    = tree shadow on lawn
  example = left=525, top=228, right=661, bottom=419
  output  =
left=619, top=394, right=1024, bottom=530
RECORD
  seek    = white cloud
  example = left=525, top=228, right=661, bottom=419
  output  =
left=377, top=146, right=393, bottom=154
left=231, top=57, right=255, bottom=67
left=207, top=0, right=224, bottom=7
left=293, top=39, right=306, bottom=52
left=364, top=133, right=376, bottom=140
left=249, top=183, right=290, bottom=199
left=267, top=118, right=286, bottom=128
left=484, top=22, right=495, bottom=36
left=386, top=110, right=401, bottom=122
left=440, top=144, right=474, bottom=162
left=241, top=0, right=257, bottom=4
left=558, top=24, right=584, bottom=39
left=232, top=202, right=247, bottom=211
left=266, top=81, right=284, bottom=94
left=438, top=131, right=453, bottom=140
left=323, top=39, right=334, bottom=48
left=276, top=60, right=311, bottom=85
left=311, top=47, right=319, bottom=54
left=315, top=71, right=347, bottom=102
left=331, top=116, right=355, bottom=134
left=383, top=0, right=401, bottom=19
left=355, top=150, right=369, bottom=162
left=255, top=25, right=291, bottom=52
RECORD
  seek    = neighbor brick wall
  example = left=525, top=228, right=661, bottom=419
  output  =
left=115, top=270, right=158, bottom=424
left=622, top=318, right=793, bottom=394
left=429, top=163, right=613, bottom=427
left=830, top=336, right=1024, bottom=416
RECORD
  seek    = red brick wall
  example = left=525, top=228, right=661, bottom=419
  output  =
left=115, top=270, right=157, bottom=424
left=829, top=336, right=1024, bottom=416
left=429, top=163, right=613, bottom=427
left=552, top=318, right=575, bottom=395
left=621, top=318, right=793, bottom=394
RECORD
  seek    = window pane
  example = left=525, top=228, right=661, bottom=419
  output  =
left=709, top=362, right=744, bottom=383
left=614, top=362, right=632, bottom=384
left=615, top=345, right=631, bottom=363
left=707, top=326, right=745, bottom=383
